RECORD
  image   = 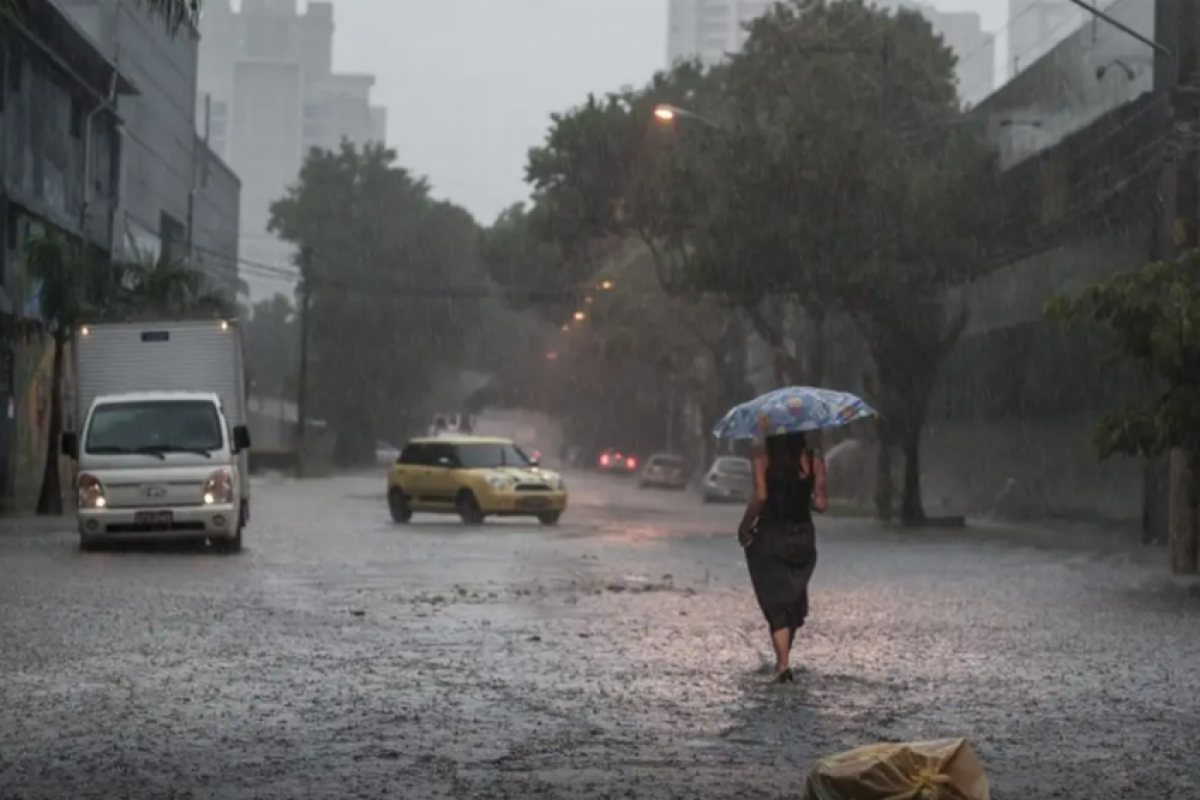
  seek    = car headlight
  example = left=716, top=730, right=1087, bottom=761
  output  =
left=203, top=468, right=234, bottom=505
left=486, top=474, right=512, bottom=490
left=77, top=473, right=106, bottom=509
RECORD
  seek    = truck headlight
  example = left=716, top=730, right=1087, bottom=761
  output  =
left=77, top=473, right=106, bottom=509
left=203, top=468, right=234, bottom=505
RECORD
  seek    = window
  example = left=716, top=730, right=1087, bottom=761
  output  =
left=398, top=443, right=428, bottom=465
left=86, top=400, right=225, bottom=455
left=425, top=442, right=460, bottom=467
left=716, top=458, right=751, bottom=475
left=452, top=442, right=531, bottom=469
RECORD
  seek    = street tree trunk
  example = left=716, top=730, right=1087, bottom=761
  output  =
left=36, top=332, right=66, bottom=516
left=899, top=416, right=925, bottom=525
left=1169, top=448, right=1198, bottom=574
left=874, top=416, right=895, bottom=522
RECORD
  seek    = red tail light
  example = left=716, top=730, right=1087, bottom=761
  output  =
left=599, top=454, right=610, bottom=466
left=626, top=457, right=638, bottom=469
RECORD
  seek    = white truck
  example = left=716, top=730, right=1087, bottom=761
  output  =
left=60, top=319, right=252, bottom=552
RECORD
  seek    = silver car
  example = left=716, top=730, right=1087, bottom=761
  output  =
left=702, top=456, right=753, bottom=503
left=639, top=453, right=688, bottom=490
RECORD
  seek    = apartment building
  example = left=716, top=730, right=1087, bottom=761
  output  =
left=197, top=0, right=387, bottom=300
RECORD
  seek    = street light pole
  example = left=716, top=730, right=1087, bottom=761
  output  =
left=295, top=245, right=313, bottom=478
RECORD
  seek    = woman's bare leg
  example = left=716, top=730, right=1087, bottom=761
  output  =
left=770, top=627, right=790, bottom=675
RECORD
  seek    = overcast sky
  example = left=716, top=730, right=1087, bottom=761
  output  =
left=326, top=0, right=1009, bottom=226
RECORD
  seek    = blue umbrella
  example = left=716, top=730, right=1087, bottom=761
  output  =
left=712, top=386, right=877, bottom=440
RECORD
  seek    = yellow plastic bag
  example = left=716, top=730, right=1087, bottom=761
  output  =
left=805, top=738, right=989, bottom=800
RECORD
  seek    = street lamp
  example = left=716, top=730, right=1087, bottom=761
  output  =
left=652, top=103, right=723, bottom=129
left=599, top=280, right=614, bottom=290
left=573, top=311, right=586, bottom=321
left=561, top=323, right=570, bottom=331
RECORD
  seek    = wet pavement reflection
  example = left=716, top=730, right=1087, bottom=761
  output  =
left=2, top=470, right=1200, bottom=798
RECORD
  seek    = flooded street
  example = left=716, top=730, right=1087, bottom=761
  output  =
left=3, top=471, right=1200, bottom=799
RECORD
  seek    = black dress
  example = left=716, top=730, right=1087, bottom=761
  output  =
left=744, top=456, right=818, bottom=636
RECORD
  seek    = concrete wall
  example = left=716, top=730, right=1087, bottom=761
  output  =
left=191, top=137, right=240, bottom=299
left=925, top=224, right=1152, bottom=521
left=58, top=0, right=201, bottom=257
left=976, top=0, right=1155, bottom=169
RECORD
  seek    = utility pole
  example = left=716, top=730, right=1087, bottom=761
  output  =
left=295, top=245, right=312, bottom=478
left=1169, top=0, right=1199, bottom=573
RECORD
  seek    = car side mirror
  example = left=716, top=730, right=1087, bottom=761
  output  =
left=527, top=456, right=540, bottom=467
left=232, top=425, right=252, bottom=452
left=61, top=431, right=78, bottom=459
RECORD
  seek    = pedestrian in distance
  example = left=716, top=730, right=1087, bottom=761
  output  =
left=737, top=420, right=827, bottom=683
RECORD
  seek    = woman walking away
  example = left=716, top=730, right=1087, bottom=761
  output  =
left=738, top=428, right=827, bottom=683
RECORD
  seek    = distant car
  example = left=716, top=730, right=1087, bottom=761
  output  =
left=597, top=449, right=639, bottom=475
left=376, top=440, right=401, bottom=465
left=702, top=456, right=753, bottom=503
left=639, top=453, right=688, bottom=490
left=386, top=435, right=567, bottom=526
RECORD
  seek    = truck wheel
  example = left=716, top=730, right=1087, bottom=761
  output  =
left=537, top=511, right=562, bottom=526
left=388, top=488, right=412, bottom=523
left=456, top=491, right=484, bottom=525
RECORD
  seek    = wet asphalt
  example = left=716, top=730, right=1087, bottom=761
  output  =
left=2, top=469, right=1200, bottom=799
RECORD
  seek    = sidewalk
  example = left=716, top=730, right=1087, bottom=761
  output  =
left=0, top=512, right=75, bottom=537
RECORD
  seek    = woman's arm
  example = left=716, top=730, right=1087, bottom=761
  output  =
left=737, top=452, right=768, bottom=543
left=811, top=454, right=828, bottom=513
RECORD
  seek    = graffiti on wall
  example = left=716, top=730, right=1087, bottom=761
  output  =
left=10, top=337, right=74, bottom=512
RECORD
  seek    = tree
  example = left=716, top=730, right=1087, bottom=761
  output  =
left=1045, top=250, right=1200, bottom=574
left=269, top=143, right=489, bottom=464
left=21, top=234, right=224, bottom=515
left=244, top=294, right=298, bottom=401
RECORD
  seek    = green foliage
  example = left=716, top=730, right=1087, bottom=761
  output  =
left=507, top=0, right=1005, bottom=521
left=1045, top=251, right=1200, bottom=461
left=269, top=142, right=490, bottom=462
left=244, top=294, right=298, bottom=401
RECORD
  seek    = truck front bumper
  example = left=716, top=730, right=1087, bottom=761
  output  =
left=78, top=503, right=239, bottom=541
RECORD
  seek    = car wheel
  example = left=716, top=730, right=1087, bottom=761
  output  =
left=219, top=526, right=243, bottom=555
left=388, top=488, right=413, bottom=523
left=456, top=490, right=484, bottom=525
left=537, top=511, right=562, bottom=526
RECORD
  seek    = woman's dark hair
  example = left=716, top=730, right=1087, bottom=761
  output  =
left=765, top=431, right=808, bottom=465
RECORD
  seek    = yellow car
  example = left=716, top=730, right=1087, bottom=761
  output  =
left=386, top=436, right=568, bottom=525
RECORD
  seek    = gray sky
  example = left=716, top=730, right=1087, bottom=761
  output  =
left=328, top=0, right=1007, bottom=226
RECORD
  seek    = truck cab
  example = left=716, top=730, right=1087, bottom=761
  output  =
left=63, top=390, right=250, bottom=551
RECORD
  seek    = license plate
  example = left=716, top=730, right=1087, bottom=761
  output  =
left=518, top=497, right=551, bottom=509
left=134, top=510, right=173, bottom=525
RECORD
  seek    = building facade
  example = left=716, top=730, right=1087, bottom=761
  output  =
left=197, top=0, right=388, bottom=301
left=924, top=0, right=1161, bottom=523
left=55, top=0, right=242, bottom=299
left=666, top=0, right=995, bottom=106
left=0, top=0, right=132, bottom=510
left=1007, top=0, right=1083, bottom=77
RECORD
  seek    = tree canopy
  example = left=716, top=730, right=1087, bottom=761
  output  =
left=269, top=142, right=492, bottom=463
left=497, top=0, right=1004, bottom=521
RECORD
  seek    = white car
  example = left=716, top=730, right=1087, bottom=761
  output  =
left=702, top=456, right=753, bottom=503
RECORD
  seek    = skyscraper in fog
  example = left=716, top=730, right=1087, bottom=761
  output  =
left=666, top=0, right=994, bottom=106
left=197, top=0, right=389, bottom=299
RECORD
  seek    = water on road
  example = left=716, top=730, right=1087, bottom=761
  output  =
left=2, top=470, right=1199, bottom=799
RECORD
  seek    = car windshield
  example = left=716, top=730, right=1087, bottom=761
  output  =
left=455, top=442, right=531, bottom=469
left=86, top=400, right=224, bottom=455
left=717, top=458, right=751, bottom=475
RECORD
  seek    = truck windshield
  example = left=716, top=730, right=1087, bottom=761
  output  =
left=85, top=400, right=225, bottom=456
